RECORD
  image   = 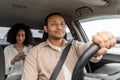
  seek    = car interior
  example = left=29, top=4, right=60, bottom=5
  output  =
left=0, top=46, right=5, bottom=80
left=0, top=0, right=120, bottom=80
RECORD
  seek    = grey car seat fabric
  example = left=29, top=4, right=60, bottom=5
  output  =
left=94, top=63, right=120, bottom=74
left=34, top=37, right=43, bottom=45
left=0, top=46, right=5, bottom=80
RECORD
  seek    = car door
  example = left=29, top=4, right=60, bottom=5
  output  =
left=75, top=15, right=120, bottom=72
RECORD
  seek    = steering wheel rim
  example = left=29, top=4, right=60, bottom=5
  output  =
left=72, top=37, right=120, bottom=80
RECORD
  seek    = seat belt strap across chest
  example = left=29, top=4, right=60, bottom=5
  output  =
left=49, top=40, right=73, bottom=80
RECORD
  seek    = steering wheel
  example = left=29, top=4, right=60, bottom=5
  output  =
left=72, top=37, right=120, bottom=80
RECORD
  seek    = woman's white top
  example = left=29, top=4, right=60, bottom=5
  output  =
left=4, top=44, right=32, bottom=78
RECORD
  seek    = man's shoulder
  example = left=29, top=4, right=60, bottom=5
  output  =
left=30, top=41, right=46, bottom=50
left=71, top=40, right=91, bottom=47
left=27, top=41, right=47, bottom=57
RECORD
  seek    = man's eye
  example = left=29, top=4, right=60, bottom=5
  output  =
left=51, top=23, right=57, bottom=26
left=51, top=23, right=66, bottom=27
left=61, top=23, right=66, bottom=27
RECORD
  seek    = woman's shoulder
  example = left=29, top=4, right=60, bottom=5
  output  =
left=4, top=44, right=13, bottom=49
left=4, top=44, right=13, bottom=52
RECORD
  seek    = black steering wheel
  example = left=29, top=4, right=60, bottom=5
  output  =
left=72, top=37, right=120, bottom=80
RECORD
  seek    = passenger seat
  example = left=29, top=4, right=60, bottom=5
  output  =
left=34, top=37, right=43, bottom=45
left=0, top=46, right=5, bottom=80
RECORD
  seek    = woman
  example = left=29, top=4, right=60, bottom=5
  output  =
left=4, top=23, right=34, bottom=80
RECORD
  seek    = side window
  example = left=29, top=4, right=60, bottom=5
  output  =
left=79, top=15, right=120, bottom=40
left=66, top=26, right=73, bottom=41
left=31, top=29, right=44, bottom=38
left=0, top=27, right=10, bottom=45
left=0, top=27, right=44, bottom=46
left=79, top=15, right=120, bottom=54
left=0, top=27, right=10, bottom=49
left=0, top=26, right=73, bottom=45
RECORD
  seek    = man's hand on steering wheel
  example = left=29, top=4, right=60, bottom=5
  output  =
left=92, top=31, right=116, bottom=56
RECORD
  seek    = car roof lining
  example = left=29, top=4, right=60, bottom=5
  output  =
left=0, top=0, right=120, bottom=30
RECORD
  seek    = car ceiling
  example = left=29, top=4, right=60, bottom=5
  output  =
left=0, top=0, right=120, bottom=29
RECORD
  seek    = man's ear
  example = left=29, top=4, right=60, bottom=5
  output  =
left=44, top=26, right=47, bottom=33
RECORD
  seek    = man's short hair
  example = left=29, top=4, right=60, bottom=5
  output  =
left=44, top=12, right=66, bottom=26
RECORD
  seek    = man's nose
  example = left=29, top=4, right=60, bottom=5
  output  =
left=56, top=24, right=62, bottom=29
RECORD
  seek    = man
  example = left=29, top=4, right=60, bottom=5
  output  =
left=22, top=12, right=116, bottom=80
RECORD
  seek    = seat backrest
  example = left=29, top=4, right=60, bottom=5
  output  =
left=34, top=37, right=43, bottom=45
left=0, top=46, right=5, bottom=80
left=42, top=31, right=48, bottom=41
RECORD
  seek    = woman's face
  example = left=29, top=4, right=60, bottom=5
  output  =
left=16, top=29, right=26, bottom=44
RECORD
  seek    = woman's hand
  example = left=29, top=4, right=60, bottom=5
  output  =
left=11, top=54, right=26, bottom=65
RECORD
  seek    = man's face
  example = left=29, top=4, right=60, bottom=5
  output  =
left=45, top=15, right=66, bottom=40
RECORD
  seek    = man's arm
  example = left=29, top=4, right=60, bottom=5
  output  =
left=73, top=40, right=103, bottom=63
left=22, top=51, right=38, bottom=80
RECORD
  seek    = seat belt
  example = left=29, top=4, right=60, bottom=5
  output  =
left=49, top=40, right=73, bottom=80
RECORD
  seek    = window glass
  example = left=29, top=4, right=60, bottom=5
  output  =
left=31, top=29, right=43, bottom=38
left=0, top=26, right=73, bottom=45
left=0, top=27, right=9, bottom=45
left=79, top=15, right=120, bottom=54
left=79, top=15, right=120, bottom=41
left=0, top=27, right=9, bottom=39
left=66, top=27, right=73, bottom=40
left=0, top=27, right=43, bottom=45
